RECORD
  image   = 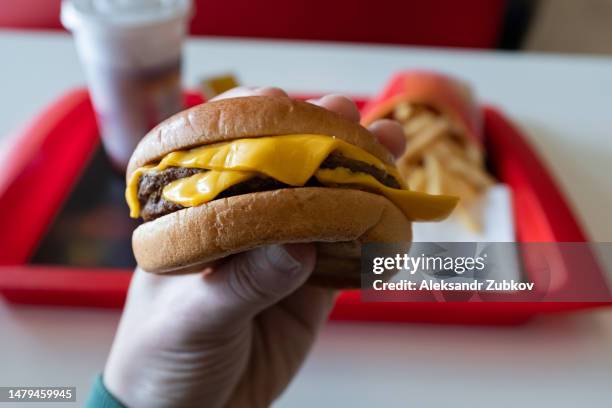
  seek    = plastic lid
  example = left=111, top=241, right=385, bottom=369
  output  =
left=61, top=0, right=192, bottom=31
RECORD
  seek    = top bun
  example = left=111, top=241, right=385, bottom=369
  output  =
left=126, top=95, right=395, bottom=180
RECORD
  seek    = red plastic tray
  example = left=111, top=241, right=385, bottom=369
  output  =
left=0, top=88, right=608, bottom=325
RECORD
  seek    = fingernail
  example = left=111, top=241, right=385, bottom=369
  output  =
left=264, top=245, right=302, bottom=274
left=253, top=87, right=287, bottom=97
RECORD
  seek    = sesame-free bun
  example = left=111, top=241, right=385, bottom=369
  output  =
left=127, top=96, right=395, bottom=181
left=129, top=96, right=411, bottom=288
left=133, top=188, right=411, bottom=288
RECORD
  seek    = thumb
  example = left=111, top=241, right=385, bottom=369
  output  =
left=205, top=244, right=316, bottom=319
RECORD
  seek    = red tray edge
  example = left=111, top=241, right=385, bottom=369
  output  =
left=0, top=88, right=607, bottom=325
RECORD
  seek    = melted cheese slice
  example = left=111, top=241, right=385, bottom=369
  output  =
left=126, top=134, right=458, bottom=220
left=127, top=134, right=399, bottom=217
left=163, top=170, right=254, bottom=207
left=314, top=168, right=457, bottom=221
left=163, top=167, right=457, bottom=222
left=126, top=166, right=152, bottom=218
left=155, top=134, right=400, bottom=185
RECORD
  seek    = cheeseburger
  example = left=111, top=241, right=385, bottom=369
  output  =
left=125, top=96, right=457, bottom=287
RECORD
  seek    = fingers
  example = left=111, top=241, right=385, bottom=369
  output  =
left=211, top=86, right=288, bottom=101
left=368, top=119, right=406, bottom=158
left=276, top=284, right=337, bottom=334
left=307, top=94, right=361, bottom=123
left=202, top=244, right=317, bottom=321
left=307, top=95, right=405, bottom=157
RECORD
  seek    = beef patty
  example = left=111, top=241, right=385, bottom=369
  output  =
left=137, top=153, right=401, bottom=221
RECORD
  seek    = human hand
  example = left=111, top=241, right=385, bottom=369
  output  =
left=104, top=87, right=405, bottom=408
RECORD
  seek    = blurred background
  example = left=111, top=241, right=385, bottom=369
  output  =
left=1, top=0, right=612, bottom=54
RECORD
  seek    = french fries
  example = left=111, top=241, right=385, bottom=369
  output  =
left=407, top=167, right=426, bottom=191
left=392, top=102, right=494, bottom=232
left=423, top=153, right=443, bottom=195
left=431, top=142, right=494, bottom=190
left=402, top=110, right=437, bottom=137
left=393, top=101, right=414, bottom=122
left=401, top=118, right=449, bottom=162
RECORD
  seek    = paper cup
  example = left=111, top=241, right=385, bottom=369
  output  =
left=62, top=0, right=192, bottom=170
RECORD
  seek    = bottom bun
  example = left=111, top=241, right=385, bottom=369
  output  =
left=132, top=187, right=412, bottom=288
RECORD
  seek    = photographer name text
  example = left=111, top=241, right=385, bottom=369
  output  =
left=372, top=279, right=535, bottom=292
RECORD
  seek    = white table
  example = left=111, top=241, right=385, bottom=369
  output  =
left=1, top=30, right=612, bottom=407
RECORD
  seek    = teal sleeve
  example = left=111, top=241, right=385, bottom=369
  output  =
left=85, top=374, right=126, bottom=408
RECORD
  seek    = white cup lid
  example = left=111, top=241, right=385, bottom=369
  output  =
left=61, top=0, right=192, bottom=31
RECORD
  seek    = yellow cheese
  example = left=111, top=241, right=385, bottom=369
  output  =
left=163, top=170, right=255, bottom=207
left=161, top=166, right=457, bottom=221
left=126, top=165, right=152, bottom=218
left=126, top=134, right=400, bottom=217
left=314, top=167, right=457, bottom=221
left=155, top=134, right=400, bottom=185
left=125, top=134, right=457, bottom=221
